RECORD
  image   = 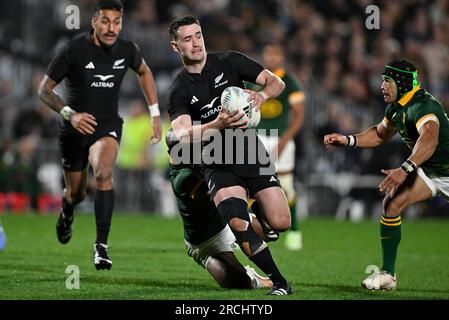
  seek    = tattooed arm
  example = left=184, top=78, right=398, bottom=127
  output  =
left=37, top=75, right=66, bottom=113
left=38, top=75, right=97, bottom=135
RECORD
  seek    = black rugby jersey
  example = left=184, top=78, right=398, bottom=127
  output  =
left=167, top=51, right=272, bottom=174
left=168, top=51, right=263, bottom=123
left=46, top=30, right=142, bottom=125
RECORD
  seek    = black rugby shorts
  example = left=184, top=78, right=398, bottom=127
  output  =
left=58, top=120, right=122, bottom=171
left=202, top=165, right=280, bottom=199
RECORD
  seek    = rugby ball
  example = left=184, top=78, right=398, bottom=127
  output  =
left=220, top=86, right=261, bottom=128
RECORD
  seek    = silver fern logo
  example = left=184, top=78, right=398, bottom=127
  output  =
left=214, top=72, right=228, bottom=88
left=215, top=73, right=224, bottom=84
left=113, top=58, right=125, bottom=69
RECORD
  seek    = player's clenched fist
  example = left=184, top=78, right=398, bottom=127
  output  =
left=70, top=112, right=97, bottom=135
left=323, top=133, right=348, bottom=148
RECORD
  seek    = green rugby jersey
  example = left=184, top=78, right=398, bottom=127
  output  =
left=383, top=86, right=449, bottom=177
left=248, top=69, right=304, bottom=136
left=169, top=165, right=226, bottom=245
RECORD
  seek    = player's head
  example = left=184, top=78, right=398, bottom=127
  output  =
left=262, top=43, right=285, bottom=71
left=169, top=16, right=205, bottom=64
left=381, top=59, right=419, bottom=103
left=91, top=0, right=123, bottom=47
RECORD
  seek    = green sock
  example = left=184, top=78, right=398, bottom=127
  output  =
left=289, top=200, right=297, bottom=231
left=380, top=215, right=402, bottom=275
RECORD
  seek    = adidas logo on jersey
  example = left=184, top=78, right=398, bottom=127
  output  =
left=109, top=131, right=117, bottom=138
left=269, top=176, right=277, bottom=182
left=113, top=58, right=125, bottom=69
left=191, top=96, right=199, bottom=104
left=85, top=62, right=95, bottom=69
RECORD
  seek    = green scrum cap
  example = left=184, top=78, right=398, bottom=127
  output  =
left=381, top=59, right=420, bottom=101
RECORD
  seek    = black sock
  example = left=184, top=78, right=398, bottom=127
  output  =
left=95, top=189, right=114, bottom=244
left=62, top=198, right=74, bottom=219
left=249, top=247, right=287, bottom=286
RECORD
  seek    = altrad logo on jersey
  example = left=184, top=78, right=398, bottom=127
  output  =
left=200, top=96, right=221, bottom=120
left=91, top=74, right=115, bottom=88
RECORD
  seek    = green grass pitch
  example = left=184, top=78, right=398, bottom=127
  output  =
left=0, top=213, right=448, bottom=300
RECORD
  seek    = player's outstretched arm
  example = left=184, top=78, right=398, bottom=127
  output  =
left=135, top=59, right=162, bottom=144
left=38, top=75, right=97, bottom=135
left=324, top=121, right=396, bottom=148
left=323, top=133, right=350, bottom=147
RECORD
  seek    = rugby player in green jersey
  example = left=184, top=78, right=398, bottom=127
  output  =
left=324, top=59, right=449, bottom=290
left=166, top=130, right=272, bottom=290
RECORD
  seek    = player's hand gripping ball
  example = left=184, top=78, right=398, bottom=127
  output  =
left=220, top=86, right=261, bottom=128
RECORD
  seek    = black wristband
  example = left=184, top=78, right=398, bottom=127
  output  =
left=346, top=135, right=357, bottom=148
left=401, top=159, right=417, bottom=174
left=407, top=159, right=417, bottom=170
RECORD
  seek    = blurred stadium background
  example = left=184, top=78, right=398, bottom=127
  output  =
left=1, top=0, right=449, bottom=220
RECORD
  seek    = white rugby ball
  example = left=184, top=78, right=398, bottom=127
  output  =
left=220, top=86, right=261, bottom=128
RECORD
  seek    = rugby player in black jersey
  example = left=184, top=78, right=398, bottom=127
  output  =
left=167, top=16, right=292, bottom=295
left=38, top=0, right=161, bottom=270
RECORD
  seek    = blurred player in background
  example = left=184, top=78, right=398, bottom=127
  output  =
left=38, top=0, right=161, bottom=270
left=324, top=60, right=449, bottom=290
left=167, top=16, right=292, bottom=295
left=250, top=43, right=305, bottom=251
left=166, top=129, right=272, bottom=290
